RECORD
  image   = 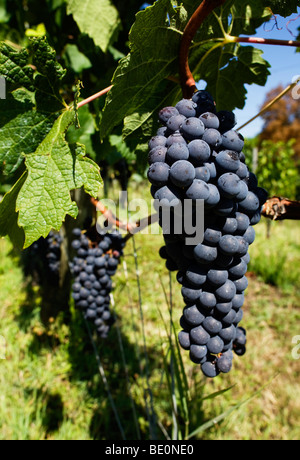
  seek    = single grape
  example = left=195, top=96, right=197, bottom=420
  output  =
left=217, top=173, right=241, bottom=199
left=185, top=179, right=210, bottom=201
left=207, top=336, right=224, bottom=354
left=221, top=130, right=244, bottom=152
left=169, top=160, right=195, bottom=188
left=167, top=114, right=186, bottom=132
left=165, top=133, right=186, bottom=147
left=147, top=162, right=170, bottom=187
left=178, top=331, right=190, bottom=350
left=216, top=354, right=233, bottom=373
left=194, top=165, right=210, bottom=182
left=202, top=128, right=222, bottom=149
left=183, top=305, right=205, bottom=326
left=180, top=117, right=205, bottom=140
left=188, top=139, right=211, bottom=165
left=166, top=142, right=189, bottom=164
left=216, top=111, right=236, bottom=133
left=203, top=226, right=222, bottom=246
left=190, top=344, right=208, bottom=363
left=175, top=99, right=197, bottom=118
left=190, top=325, right=210, bottom=345
left=185, top=264, right=207, bottom=287
left=218, top=234, right=239, bottom=256
left=199, top=112, right=220, bottom=129
left=202, top=316, right=222, bottom=335
left=215, top=279, right=236, bottom=302
left=201, top=360, right=220, bottom=378
left=159, top=106, right=179, bottom=124
left=148, top=135, right=167, bottom=150
left=148, top=146, right=167, bottom=164
left=207, top=268, right=228, bottom=286
left=215, top=150, right=240, bottom=172
left=194, top=243, right=218, bottom=264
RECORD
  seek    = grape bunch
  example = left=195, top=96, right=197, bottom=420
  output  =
left=70, top=227, right=126, bottom=338
left=44, top=231, right=63, bottom=277
left=147, top=90, right=268, bottom=378
left=22, top=230, right=62, bottom=283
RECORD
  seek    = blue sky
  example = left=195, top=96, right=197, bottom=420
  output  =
left=233, top=9, right=300, bottom=138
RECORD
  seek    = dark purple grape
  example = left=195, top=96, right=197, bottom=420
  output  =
left=175, top=99, right=197, bottom=118
left=159, top=106, right=179, bottom=124
left=199, top=112, right=220, bottom=129
left=216, top=111, right=236, bottom=133
left=147, top=162, right=170, bottom=187
left=166, top=143, right=189, bottom=164
left=148, top=146, right=167, bottom=164
left=202, top=128, right=222, bottom=149
left=180, top=117, right=205, bottom=140
left=169, top=160, right=195, bottom=188
left=215, top=150, right=240, bottom=172
left=167, top=114, right=186, bottom=132
left=148, top=135, right=167, bottom=150
left=221, top=130, right=244, bottom=153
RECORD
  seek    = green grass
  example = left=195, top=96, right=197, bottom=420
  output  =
left=0, top=182, right=300, bottom=440
left=248, top=220, right=300, bottom=291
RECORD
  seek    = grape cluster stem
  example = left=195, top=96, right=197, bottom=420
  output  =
left=179, top=0, right=228, bottom=99
left=262, top=196, right=300, bottom=221
left=90, top=197, right=159, bottom=240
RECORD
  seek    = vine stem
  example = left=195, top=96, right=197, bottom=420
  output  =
left=73, top=38, right=299, bottom=110
left=90, top=197, right=134, bottom=232
left=91, top=190, right=300, bottom=242
left=232, top=36, right=300, bottom=48
left=262, top=197, right=300, bottom=221
left=76, top=84, right=113, bottom=108
left=179, top=0, right=228, bottom=98
left=90, top=197, right=158, bottom=239
left=236, top=80, right=298, bottom=131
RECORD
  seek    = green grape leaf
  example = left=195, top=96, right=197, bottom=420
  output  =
left=0, top=172, right=26, bottom=249
left=29, top=37, right=67, bottom=113
left=66, top=102, right=97, bottom=159
left=100, top=0, right=183, bottom=139
left=16, top=109, right=102, bottom=248
left=100, top=0, right=274, bottom=143
left=64, top=44, right=92, bottom=73
left=0, top=38, right=69, bottom=177
left=221, top=0, right=272, bottom=36
left=122, top=83, right=180, bottom=140
left=0, top=89, right=56, bottom=175
left=108, top=134, right=136, bottom=164
left=69, top=143, right=102, bottom=197
left=202, top=43, right=271, bottom=110
left=0, top=42, right=34, bottom=91
left=66, top=0, right=121, bottom=53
